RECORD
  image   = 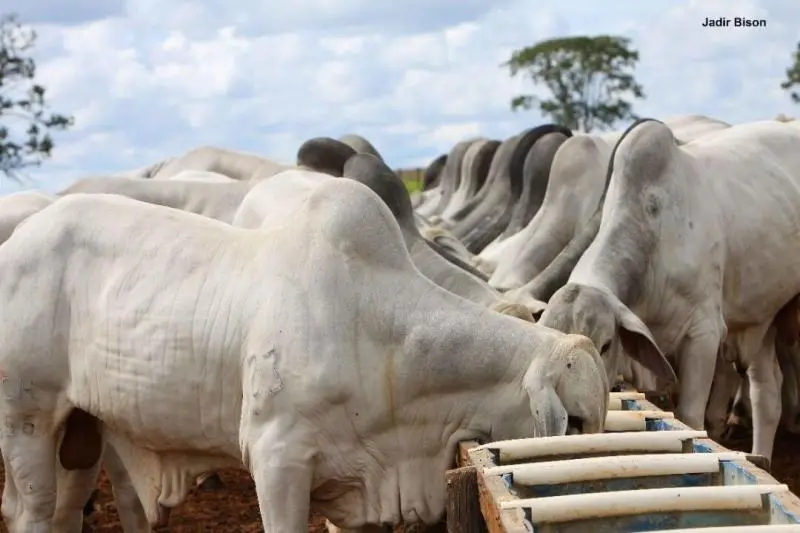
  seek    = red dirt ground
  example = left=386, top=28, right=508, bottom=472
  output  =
left=0, top=430, right=798, bottom=532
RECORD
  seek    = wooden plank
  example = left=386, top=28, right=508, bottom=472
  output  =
left=476, top=469, right=528, bottom=533
left=466, top=447, right=528, bottom=533
left=457, top=441, right=480, bottom=468
left=446, top=466, right=487, bottom=533
left=445, top=441, right=485, bottom=533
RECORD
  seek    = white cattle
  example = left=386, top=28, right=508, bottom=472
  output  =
left=471, top=127, right=571, bottom=273
left=0, top=190, right=154, bottom=531
left=149, top=145, right=292, bottom=181
left=410, top=154, right=447, bottom=211
left=344, top=153, right=522, bottom=310
left=235, top=163, right=539, bottom=315
left=418, top=225, right=491, bottom=281
left=497, top=127, right=572, bottom=239
left=419, top=139, right=477, bottom=218
left=538, top=119, right=800, bottom=461
left=111, top=158, right=175, bottom=179
left=711, top=295, right=800, bottom=439
left=338, top=133, right=384, bottom=161
left=0, top=180, right=607, bottom=531
left=450, top=126, right=569, bottom=255
left=439, top=139, right=499, bottom=220
left=296, top=137, right=359, bottom=177
left=231, top=169, right=332, bottom=229
left=58, top=175, right=255, bottom=224
left=0, top=190, right=55, bottom=244
left=470, top=227, right=524, bottom=276
left=487, top=134, right=612, bottom=287
left=661, top=114, right=732, bottom=142
left=491, top=115, right=731, bottom=294
left=296, top=138, right=493, bottom=284
left=166, top=170, right=236, bottom=183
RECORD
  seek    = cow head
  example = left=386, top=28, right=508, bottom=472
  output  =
left=523, top=333, right=609, bottom=436
left=539, top=283, right=677, bottom=387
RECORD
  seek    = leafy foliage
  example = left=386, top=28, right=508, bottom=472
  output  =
left=504, top=35, right=645, bottom=132
left=781, top=42, right=800, bottom=104
left=0, top=14, right=73, bottom=181
left=396, top=167, right=423, bottom=194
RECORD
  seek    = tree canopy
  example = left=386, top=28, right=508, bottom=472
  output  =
left=504, top=35, right=645, bottom=132
left=0, top=13, right=73, bottom=181
left=781, top=41, right=800, bottom=104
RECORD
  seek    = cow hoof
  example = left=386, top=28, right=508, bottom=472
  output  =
left=197, top=472, right=225, bottom=491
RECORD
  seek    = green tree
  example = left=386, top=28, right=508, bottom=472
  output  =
left=781, top=42, right=800, bottom=104
left=0, top=13, right=73, bottom=181
left=504, top=35, right=645, bottom=132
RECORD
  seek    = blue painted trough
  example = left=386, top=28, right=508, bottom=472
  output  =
left=445, top=391, right=800, bottom=533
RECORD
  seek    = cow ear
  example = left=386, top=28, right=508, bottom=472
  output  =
left=528, top=300, right=547, bottom=321
left=616, top=305, right=677, bottom=384
left=502, top=291, right=547, bottom=321
left=490, top=301, right=535, bottom=323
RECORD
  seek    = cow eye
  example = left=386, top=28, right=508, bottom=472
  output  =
left=600, top=341, right=611, bottom=355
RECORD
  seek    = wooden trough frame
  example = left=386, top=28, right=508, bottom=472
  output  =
left=445, top=392, right=800, bottom=533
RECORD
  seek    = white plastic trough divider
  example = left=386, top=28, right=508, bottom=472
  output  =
left=608, top=391, right=645, bottom=410
left=474, top=430, right=707, bottom=462
left=501, top=484, right=790, bottom=524
left=604, top=409, right=674, bottom=432
left=483, top=451, right=749, bottom=485
left=649, top=526, right=800, bottom=532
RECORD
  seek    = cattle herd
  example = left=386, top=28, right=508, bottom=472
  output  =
left=0, top=114, right=798, bottom=532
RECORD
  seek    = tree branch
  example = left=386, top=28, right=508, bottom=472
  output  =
left=504, top=35, right=645, bottom=132
left=0, top=13, right=73, bottom=182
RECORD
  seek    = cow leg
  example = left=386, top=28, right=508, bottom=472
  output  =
left=53, top=457, right=103, bottom=532
left=0, top=454, right=21, bottom=531
left=705, top=354, right=741, bottom=441
left=724, top=374, right=753, bottom=440
left=248, top=427, right=315, bottom=533
left=747, top=328, right=782, bottom=461
left=0, top=416, right=59, bottom=532
left=102, top=443, right=152, bottom=533
left=44, top=408, right=106, bottom=532
left=675, top=331, right=720, bottom=430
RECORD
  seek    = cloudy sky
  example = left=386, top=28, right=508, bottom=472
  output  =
left=0, top=0, right=796, bottom=194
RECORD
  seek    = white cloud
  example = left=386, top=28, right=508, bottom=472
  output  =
left=427, top=122, right=483, bottom=148
left=0, top=0, right=797, bottom=195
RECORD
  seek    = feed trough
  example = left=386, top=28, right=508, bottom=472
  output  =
left=445, top=392, right=800, bottom=533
